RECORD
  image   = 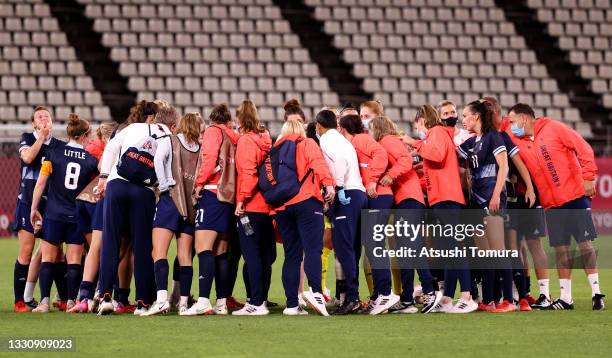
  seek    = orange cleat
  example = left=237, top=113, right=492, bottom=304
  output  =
left=526, top=294, right=536, bottom=305
left=14, top=301, right=30, bottom=313
left=478, top=302, right=496, bottom=312
left=226, top=296, right=244, bottom=310
left=518, top=298, right=533, bottom=312
left=491, top=300, right=516, bottom=313
left=53, top=300, right=68, bottom=312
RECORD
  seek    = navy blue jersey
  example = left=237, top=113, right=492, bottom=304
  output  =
left=458, top=131, right=507, bottom=205
left=43, top=142, right=99, bottom=222
left=17, top=132, right=64, bottom=205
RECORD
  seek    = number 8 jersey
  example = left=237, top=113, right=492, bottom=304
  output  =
left=40, top=142, right=99, bottom=222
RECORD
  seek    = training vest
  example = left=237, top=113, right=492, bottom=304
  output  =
left=169, top=135, right=200, bottom=225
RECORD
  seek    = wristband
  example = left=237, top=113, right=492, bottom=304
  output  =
left=99, top=174, right=109, bottom=179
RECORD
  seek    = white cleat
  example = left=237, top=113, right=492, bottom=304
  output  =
left=298, top=294, right=307, bottom=308
left=388, top=301, right=419, bottom=314
left=32, top=303, right=50, bottom=313
left=449, top=298, right=478, bottom=314
left=430, top=300, right=453, bottom=313
left=180, top=299, right=213, bottom=316
left=97, top=295, right=114, bottom=316
left=369, top=293, right=401, bottom=315
left=302, top=290, right=329, bottom=316
left=141, top=300, right=170, bottom=316
left=232, top=303, right=270, bottom=316
left=282, top=306, right=308, bottom=316
left=213, top=298, right=228, bottom=315
left=178, top=304, right=188, bottom=315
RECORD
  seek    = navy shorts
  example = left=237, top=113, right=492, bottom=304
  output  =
left=153, top=193, right=195, bottom=236
left=508, top=198, right=546, bottom=240
left=545, top=196, right=597, bottom=247
left=43, top=218, right=84, bottom=245
left=91, top=199, right=104, bottom=231
left=76, top=201, right=96, bottom=234
left=195, top=190, right=233, bottom=233
left=13, top=200, right=34, bottom=234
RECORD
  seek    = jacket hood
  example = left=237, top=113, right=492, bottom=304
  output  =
left=245, top=131, right=272, bottom=154
left=274, top=133, right=304, bottom=146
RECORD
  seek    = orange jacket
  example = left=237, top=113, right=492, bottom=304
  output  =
left=86, top=138, right=105, bottom=161
left=274, top=134, right=334, bottom=211
left=412, top=126, right=465, bottom=206
left=195, top=124, right=240, bottom=190
left=350, top=133, right=391, bottom=196
left=510, top=117, right=597, bottom=208
left=379, top=135, right=424, bottom=205
left=236, top=131, right=272, bottom=213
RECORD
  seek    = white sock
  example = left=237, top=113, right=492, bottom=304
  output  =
left=156, top=290, right=168, bottom=302
left=559, top=279, right=572, bottom=303
left=587, top=273, right=601, bottom=296
left=179, top=296, right=188, bottom=306
left=538, top=279, right=550, bottom=298
left=196, top=297, right=210, bottom=306
left=438, top=281, right=445, bottom=296
left=41, top=297, right=49, bottom=305
left=24, top=282, right=35, bottom=302
left=216, top=298, right=226, bottom=307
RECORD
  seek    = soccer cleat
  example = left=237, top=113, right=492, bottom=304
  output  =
left=450, top=299, right=478, bottom=313
left=369, top=293, right=400, bottom=315
left=226, top=296, right=244, bottom=310
left=14, top=301, right=29, bottom=313
left=302, top=290, right=330, bottom=316
left=531, top=294, right=552, bottom=309
left=518, top=298, right=533, bottom=312
left=97, top=294, right=114, bottom=316
left=430, top=300, right=453, bottom=313
left=114, top=302, right=136, bottom=314
left=133, top=301, right=149, bottom=316
left=54, top=300, right=68, bottom=312
left=232, top=303, right=270, bottom=316
left=413, top=285, right=424, bottom=305
left=25, top=299, right=38, bottom=310
left=178, top=304, right=188, bottom=315
left=333, top=299, right=361, bottom=315
left=491, top=300, right=516, bottom=313
left=68, top=299, right=89, bottom=313
left=388, top=301, right=419, bottom=314
left=141, top=300, right=170, bottom=316
left=32, top=303, right=50, bottom=313
left=421, top=291, right=443, bottom=314
left=325, top=296, right=341, bottom=310
left=526, top=294, right=537, bottom=305
left=592, top=294, right=605, bottom=311
left=180, top=299, right=213, bottom=316
left=66, top=300, right=76, bottom=312
left=478, top=302, right=496, bottom=312
left=546, top=298, right=574, bottom=310
left=214, top=298, right=228, bottom=315
left=282, top=306, right=308, bottom=316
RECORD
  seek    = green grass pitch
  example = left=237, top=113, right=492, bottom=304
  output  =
left=0, top=238, right=610, bottom=357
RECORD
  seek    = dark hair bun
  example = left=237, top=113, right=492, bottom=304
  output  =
left=284, top=98, right=302, bottom=112
left=68, top=113, right=80, bottom=124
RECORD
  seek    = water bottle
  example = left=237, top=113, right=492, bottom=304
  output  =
left=240, top=215, right=254, bottom=236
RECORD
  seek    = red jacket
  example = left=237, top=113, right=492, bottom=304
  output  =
left=236, top=131, right=271, bottom=213
left=379, top=135, right=424, bottom=205
left=86, top=138, right=105, bottom=161
left=510, top=117, right=597, bottom=208
left=413, top=126, right=465, bottom=206
left=350, top=133, right=391, bottom=196
left=195, top=124, right=240, bottom=190
left=274, top=134, right=334, bottom=211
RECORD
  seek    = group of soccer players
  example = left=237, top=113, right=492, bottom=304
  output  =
left=11, top=95, right=605, bottom=316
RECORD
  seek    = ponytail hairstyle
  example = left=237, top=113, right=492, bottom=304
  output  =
left=127, top=100, right=159, bottom=124
left=339, top=114, right=364, bottom=135
left=176, top=112, right=203, bottom=144
left=66, top=113, right=90, bottom=140
left=96, top=122, right=117, bottom=141
left=209, top=103, right=232, bottom=125
left=360, top=100, right=384, bottom=117
left=283, top=98, right=306, bottom=123
left=369, top=116, right=398, bottom=142
left=466, top=100, right=496, bottom=135
left=414, top=104, right=442, bottom=129
left=236, top=100, right=265, bottom=133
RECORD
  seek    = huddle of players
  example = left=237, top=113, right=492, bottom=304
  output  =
left=11, top=96, right=604, bottom=316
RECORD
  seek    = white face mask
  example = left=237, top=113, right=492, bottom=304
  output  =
left=362, top=119, right=371, bottom=130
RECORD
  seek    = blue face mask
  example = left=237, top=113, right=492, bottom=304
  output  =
left=511, top=123, right=525, bottom=137
left=418, top=130, right=427, bottom=140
